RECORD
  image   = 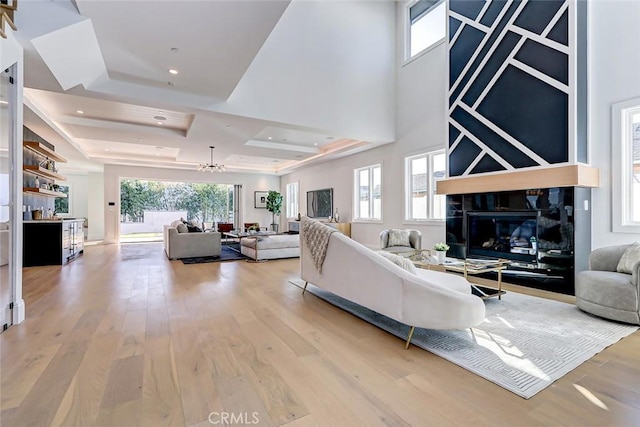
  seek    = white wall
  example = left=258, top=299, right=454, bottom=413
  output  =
left=61, top=172, right=106, bottom=240
left=224, top=0, right=396, bottom=143
left=64, top=173, right=89, bottom=219
left=282, top=11, right=449, bottom=249
left=589, top=0, right=640, bottom=248
left=88, top=172, right=104, bottom=241
left=103, top=165, right=279, bottom=243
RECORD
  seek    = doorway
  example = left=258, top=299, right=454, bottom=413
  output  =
left=119, top=178, right=235, bottom=243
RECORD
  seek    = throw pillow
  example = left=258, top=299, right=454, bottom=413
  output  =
left=170, top=219, right=182, bottom=228
left=616, top=241, right=640, bottom=274
left=187, top=225, right=202, bottom=233
left=376, top=250, right=417, bottom=275
left=176, top=223, right=188, bottom=233
left=388, top=229, right=411, bottom=247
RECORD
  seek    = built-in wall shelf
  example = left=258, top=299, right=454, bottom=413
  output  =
left=23, top=187, right=67, bottom=198
left=22, top=165, right=66, bottom=181
left=23, top=140, right=67, bottom=163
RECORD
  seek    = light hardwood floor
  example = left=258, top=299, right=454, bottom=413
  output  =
left=2, top=243, right=639, bottom=426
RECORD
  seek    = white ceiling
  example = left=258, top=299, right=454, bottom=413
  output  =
left=14, top=0, right=397, bottom=175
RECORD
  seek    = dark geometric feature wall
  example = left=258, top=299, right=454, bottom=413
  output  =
left=448, top=0, right=572, bottom=177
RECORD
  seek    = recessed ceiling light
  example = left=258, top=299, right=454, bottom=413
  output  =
left=272, top=160, right=279, bottom=163
left=154, top=115, right=166, bottom=121
left=105, top=148, right=110, bottom=151
left=170, top=47, right=179, bottom=52
left=268, top=137, right=272, bottom=140
left=157, top=122, right=164, bottom=125
left=326, top=136, right=335, bottom=140
left=168, top=69, right=178, bottom=75
left=314, top=143, right=318, bottom=146
left=77, top=110, right=84, bottom=114
left=138, top=138, right=144, bottom=141
left=168, top=81, right=174, bottom=86
left=282, top=138, right=287, bottom=142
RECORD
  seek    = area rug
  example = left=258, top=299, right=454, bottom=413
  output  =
left=181, top=245, right=248, bottom=264
left=290, top=280, right=638, bottom=398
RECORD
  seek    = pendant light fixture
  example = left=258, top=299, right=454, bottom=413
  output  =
left=198, top=146, right=225, bottom=172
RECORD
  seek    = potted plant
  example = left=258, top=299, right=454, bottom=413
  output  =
left=266, top=190, right=283, bottom=233
left=433, top=242, right=450, bottom=264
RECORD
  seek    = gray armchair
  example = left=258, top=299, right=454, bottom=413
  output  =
left=379, top=229, right=422, bottom=254
left=575, top=244, right=640, bottom=325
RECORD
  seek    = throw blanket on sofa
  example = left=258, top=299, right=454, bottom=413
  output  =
left=302, top=217, right=337, bottom=272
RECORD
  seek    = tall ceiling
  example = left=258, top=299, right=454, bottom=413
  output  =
left=14, top=0, right=397, bottom=174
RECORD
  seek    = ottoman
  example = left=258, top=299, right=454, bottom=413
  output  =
left=240, top=234, right=300, bottom=261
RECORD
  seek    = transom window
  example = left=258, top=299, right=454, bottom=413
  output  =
left=405, top=150, right=446, bottom=220
left=354, top=164, right=382, bottom=221
left=406, top=0, right=446, bottom=61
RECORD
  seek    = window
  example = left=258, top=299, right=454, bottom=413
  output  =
left=613, top=98, right=640, bottom=232
left=285, top=181, right=299, bottom=219
left=405, top=150, right=446, bottom=220
left=354, top=164, right=382, bottom=221
left=54, top=185, right=70, bottom=216
left=406, top=0, right=446, bottom=60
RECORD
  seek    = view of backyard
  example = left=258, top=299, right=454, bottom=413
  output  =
left=119, top=179, right=234, bottom=242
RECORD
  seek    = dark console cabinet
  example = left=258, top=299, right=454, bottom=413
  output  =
left=23, top=219, right=84, bottom=267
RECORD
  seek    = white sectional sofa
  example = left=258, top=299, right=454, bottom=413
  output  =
left=300, top=222, right=486, bottom=348
left=240, top=233, right=300, bottom=261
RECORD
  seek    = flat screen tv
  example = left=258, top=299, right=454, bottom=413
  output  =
left=307, top=188, right=333, bottom=218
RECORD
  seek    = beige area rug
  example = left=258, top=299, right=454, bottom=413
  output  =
left=290, top=280, right=638, bottom=398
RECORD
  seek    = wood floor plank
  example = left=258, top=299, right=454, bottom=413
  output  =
left=240, top=315, right=375, bottom=427
left=3, top=338, right=91, bottom=426
left=0, top=343, right=61, bottom=410
left=233, top=320, right=309, bottom=425
left=172, top=325, right=225, bottom=426
left=141, top=336, right=185, bottom=427
left=94, top=399, right=142, bottom=427
left=215, top=376, right=276, bottom=427
left=100, top=355, right=145, bottom=408
left=113, top=309, right=147, bottom=359
left=50, top=333, right=120, bottom=427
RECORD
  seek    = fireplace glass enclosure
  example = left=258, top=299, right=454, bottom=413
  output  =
left=467, top=211, right=540, bottom=263
left=446, top=187, right=591, bottom=295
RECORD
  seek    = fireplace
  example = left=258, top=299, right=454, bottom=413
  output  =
left=446, top=187, right=590, bottom=295
left=466, top=211, right=539, bottom=263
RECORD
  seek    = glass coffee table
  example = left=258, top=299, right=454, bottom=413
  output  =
left=411, top=253, right=509, bottom=300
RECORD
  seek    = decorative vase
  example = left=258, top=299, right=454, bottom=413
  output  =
left=435, top=250, right=446, bottom=264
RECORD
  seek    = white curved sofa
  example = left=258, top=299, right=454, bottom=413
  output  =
left=301, top=227, right=486, bottom=348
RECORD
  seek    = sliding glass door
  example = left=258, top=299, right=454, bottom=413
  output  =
left=0, top=64, right=16, bottom=331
